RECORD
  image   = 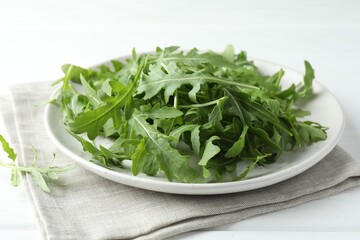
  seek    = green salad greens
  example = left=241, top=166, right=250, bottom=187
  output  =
left=56, top=45, right=327, bottom=183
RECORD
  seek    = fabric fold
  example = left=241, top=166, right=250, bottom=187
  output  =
left=1, top=81, right=359, bottom=240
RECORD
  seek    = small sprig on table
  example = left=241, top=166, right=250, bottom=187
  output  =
left=0, top=135, right=75, bottom=193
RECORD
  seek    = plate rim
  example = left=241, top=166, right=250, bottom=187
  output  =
left=44, top=56, right=346, bottom=195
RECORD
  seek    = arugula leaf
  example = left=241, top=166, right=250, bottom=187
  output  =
left=223, top=44, right=235, bottom=63
left=303, top=61, right=315, bottom=96
left=131, top=138, right=160, bottom=176
left=143, top=103, right=183, bottom=119
left=191, top=126, right=201, bottom=156
left=198, top=136, right=221, bottom=166
left=0, top=135, right=75, bottom=192
left=296, top=121, right=327, bottom=146
left=31, top=170, right=50, bottom=193
left=0, top=135, right=17, bottom=161
left=11, top=169, right=21, bottom=187
left=225, top=125, right=248, bottom=158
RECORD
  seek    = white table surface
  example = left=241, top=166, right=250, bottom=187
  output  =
left=1, top=0, right=360, bottom=239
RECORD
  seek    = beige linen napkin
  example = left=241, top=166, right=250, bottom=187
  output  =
left=1, top=81, right=360, bottom=240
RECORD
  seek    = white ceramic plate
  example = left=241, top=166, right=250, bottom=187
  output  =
left=44, top=57, right=345, bottom=195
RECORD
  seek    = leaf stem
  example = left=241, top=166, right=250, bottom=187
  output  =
left=174, top=90, right=179, bottom=109
left=0, top=161, right=49, bottom=174
left=179, top=96, right=227, bottom=109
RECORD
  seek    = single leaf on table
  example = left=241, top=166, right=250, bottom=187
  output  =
left=0, top=135, right=74, bottom=192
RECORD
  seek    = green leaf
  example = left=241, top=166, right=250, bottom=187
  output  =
left=234, top=154, right=271, bottom=181
left=0, top=135, right=17, bottom=161
left=131, top=138, right=159, bottom=176
left=253, top=127, right=284, bottom=152
left=191, top=126, right=201, bottom=156
left=223, top=44, right=235, bottom=63
left=131, top=138, right=147, bottom=175
left=225, top=125, right=248, bottom=158
left=146, top=103, right=183, bottom=119
left=61, top=64, right=94, bottom=85
left=80, top=75, right=101, bottom=107
left=202, top=166, right=212, bottom=178
left=11, top=169, right=21, bottom=187
left=208, top=96, right=227, bottom=129
left=30, top=170, right=50, bottom=193
left=198, top=136, right=220, bottom=166
left=303, top=60, right=315, bottom=96
left=266, top=99, right=280, bottom=116
left=296, top=121, right=327, bottom=146
left=169, top=124, right=199, bottom=142
left=46, top=172, right=59, bottom=180
left=138, top=62, right=202, bottom=103
left=224, top=88, right=246, bottom=124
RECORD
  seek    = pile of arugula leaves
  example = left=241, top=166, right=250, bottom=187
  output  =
left=56, top=45, right=327, bottom=183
